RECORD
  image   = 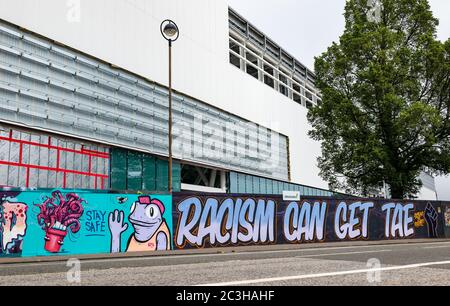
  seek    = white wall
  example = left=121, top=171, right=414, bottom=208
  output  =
left=436, top=176, right=450, bottom=201
left=417, top=186, right=438, bottom=201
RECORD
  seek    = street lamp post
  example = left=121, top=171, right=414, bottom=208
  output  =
left=160, top=20, right=179, bottom=193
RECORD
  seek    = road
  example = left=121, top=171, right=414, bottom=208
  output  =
left=1, top=240, right=450, bottom=286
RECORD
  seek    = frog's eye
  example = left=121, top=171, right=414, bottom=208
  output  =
left=145, top=204, right=160, bottom=219
left=130, top=203, right=136, bottom=214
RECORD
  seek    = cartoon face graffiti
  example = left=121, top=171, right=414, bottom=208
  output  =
left=0, top=201, right=27, bottom=255
left=108, top=196, right=171, bottom=253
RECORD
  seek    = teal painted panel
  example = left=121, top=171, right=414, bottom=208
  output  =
left=173, top=162, right=181, bottom=192
left=237, top=173, right=246, bottom=194
left=228, top=172, right=336, bottom=197
left=110, top=149, right=127, bottom=190
left=260, top=178, right=267, bottom=194
left=156, top=159, right=169, bottom=192
left=142, top=155, right=156, bottom=192
left=267, top=179, right=274, bottom=195
left=127, top=151, right=143, bottom=191
left=272, top=181, right=279, bottom=195
left=245, top=175, right=253, bottom=194
left=229, top=172, right=238, bottom=193
left=253, top=177, right=261, bottom=194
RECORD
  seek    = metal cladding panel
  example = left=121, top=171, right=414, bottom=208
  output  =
left=0, top=21, right=289, bottom=181
left=142, top=154, right=157, bottom=192
left=127, top=151, right=143, bottom=191
left=156, top=158, right=169, bottom=192
left=110, top=148, right=127, bottom=190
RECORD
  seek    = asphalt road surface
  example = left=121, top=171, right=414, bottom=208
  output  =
left=1, top=240, right=450, bottom=286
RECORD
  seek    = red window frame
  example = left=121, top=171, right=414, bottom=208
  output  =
left=0, top=130, right=110, bottom=189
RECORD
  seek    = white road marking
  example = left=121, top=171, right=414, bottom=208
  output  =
left=298, top=249, right=391, bottom=258
left=423, top=245, right=450, bottom=249
left=1, top=241, right=449, bottom=268
left=198, top=260, right=450, bottom=286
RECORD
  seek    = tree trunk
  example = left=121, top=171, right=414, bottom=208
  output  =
left=390, top=185, right=405, bottom=200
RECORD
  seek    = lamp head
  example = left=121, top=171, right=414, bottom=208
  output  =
left=161, top=20, right=179, bottom=42
left=163, top=22, right=178, bottom=37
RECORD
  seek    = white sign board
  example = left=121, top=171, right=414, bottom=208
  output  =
left=282, top=191, right=301, bottom=201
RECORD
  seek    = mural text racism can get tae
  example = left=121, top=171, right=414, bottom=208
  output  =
left=174, top=196, right=439, bottom=248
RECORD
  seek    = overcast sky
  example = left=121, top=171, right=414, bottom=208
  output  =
left=228, top=0, right=450, bottom=200
left=228, top=0, right=450, bottom=71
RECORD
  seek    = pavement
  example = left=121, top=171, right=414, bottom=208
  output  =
left=1, top=239, right=450, bottom=286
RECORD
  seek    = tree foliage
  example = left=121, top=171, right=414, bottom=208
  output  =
left=308, top=0, right=450, bottom=199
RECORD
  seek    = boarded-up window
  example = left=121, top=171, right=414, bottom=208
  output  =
left=0, top=125, right=109, bottom=189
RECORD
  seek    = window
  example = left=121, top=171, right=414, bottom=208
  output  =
left=293, top=93, right=301, bottom=104
left=292, top=79, right=301, bottom=94
left=292, top=78, right=302, bottom=104
left=305, top=87, right=314, bottom=107
left=279, top=73, right=289, bottom=97
left=229, top=20, right=322, bottom=111
left=181, top=164, right=224, bottom=189
left=229, top=40, right=241, bottom=69
left=246, top=51, right=259, bottom=79
left=0, top=126, right=110, bottom=189
left=305, top=87, right=313, bottom=101
left=263, top=64, right=275, bottom=88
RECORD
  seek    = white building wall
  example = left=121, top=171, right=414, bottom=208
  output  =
left=0, top=0, right=326, bottom=189
left=417, top=187, right=438, bottom=201
left=436, top=176, right=450, bottom=201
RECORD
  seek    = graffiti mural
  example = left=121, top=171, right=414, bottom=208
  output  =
left=0, top=189, right=447, bottom=258
left=414, top=211, right=426, bottom=228
left=109, top=196, right=172, bottom=253
left=445, top=206, right=450, bottom=227
left=173, top=193, right=446, bottom=249
left=0, top=189, right=172, bottom=258
left=35, top=191, right=85, bottom=253
left=175, top=197, right=276, bottom=248
left=0, top=191, right=27, bottom=256
left=424, top=202, right=439, bottom=238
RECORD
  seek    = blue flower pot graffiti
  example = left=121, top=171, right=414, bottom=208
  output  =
left=35, top=191, right=85, bottom=253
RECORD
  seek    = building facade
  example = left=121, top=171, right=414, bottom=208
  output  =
left=0, top=0, right=439, bottom=199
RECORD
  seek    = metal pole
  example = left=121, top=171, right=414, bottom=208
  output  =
left=168, top=40, right=173, bottom=193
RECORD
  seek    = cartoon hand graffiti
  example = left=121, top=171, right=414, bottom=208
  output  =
left=424, top=202, right=439, bottom=238
left=108, top=196, right=171, bottom=253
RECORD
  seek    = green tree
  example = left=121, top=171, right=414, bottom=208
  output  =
left=308, top=0, right=450, bottom=199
